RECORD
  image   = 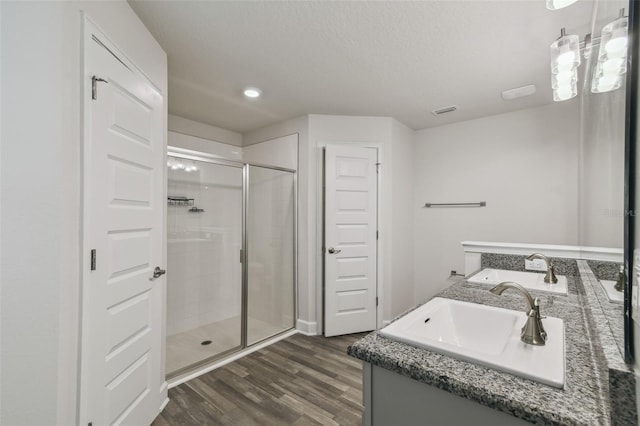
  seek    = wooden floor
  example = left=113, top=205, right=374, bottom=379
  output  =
left=153, top=333, right=366, bottom=426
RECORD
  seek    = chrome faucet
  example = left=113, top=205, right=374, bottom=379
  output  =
left=490, top=281, right=547, bottom=346
left=526, top=253, right=558, bottom=284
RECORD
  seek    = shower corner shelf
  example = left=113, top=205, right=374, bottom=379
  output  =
left=168, top=196, right=195, bottom=207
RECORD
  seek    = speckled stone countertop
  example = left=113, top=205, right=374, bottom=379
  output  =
left=577, top=260, right=636, bottom=425
left=348, top=276, right=613, bottom=425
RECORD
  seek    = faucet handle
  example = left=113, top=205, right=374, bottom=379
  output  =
left=544, top=264, right=558, bottom=284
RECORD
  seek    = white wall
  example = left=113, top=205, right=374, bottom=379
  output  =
left=412, top=102, right=580, bottom=303
left=1, top=2, right=166, bottom=425
left=169, top=114, right=242, bottom=147
left=389, top=119, right=415, bottom=318
left=169, top=131, right=243, bottom=160
left=243, top=133, right=298, bottom=170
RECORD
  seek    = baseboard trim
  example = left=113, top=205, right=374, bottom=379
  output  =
left=296, top=319, right=319, bottom=335
left=159, top=396, right=170, bottom=413
left=158, top=381, right=169, bottom=412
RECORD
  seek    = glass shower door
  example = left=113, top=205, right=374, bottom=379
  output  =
left=246, top=166, right=295, bottom=345
left=166, top=156, right=243, bottom=376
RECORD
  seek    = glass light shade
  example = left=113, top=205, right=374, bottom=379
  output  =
left=546, top=0, right=578, bottom=10
left=551, top=34, right=581, bottom=74
left=591, top=74, right=623, bottom=93
left=598, top=16, right=628, bottom=61
left=591, top=12, right=628, bottom=93
left=547, top=0, right=578, bottom=10
left=552, top=69, right=577, bottom=89
left=553, top=81, right=577, bottom=101
left=602, top=57, right=626, bottom=75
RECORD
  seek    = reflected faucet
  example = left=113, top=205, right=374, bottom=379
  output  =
left=615, top=265, right=624, bottom=292
left=526, top=253, right=558, bottom=284
left=490, top=281, right=547, bottom=346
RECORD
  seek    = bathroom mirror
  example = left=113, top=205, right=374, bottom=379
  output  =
left=577, top=0, right=629, bottom=362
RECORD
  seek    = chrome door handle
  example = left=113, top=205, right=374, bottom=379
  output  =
left=149, top=266, right=166, bottom=281
left=327, top=247, right=342, bottom=254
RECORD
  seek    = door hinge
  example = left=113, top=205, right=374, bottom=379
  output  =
left=240, top=249, right=243, bottom=263
left=376, top=297, right=379, bottom=307
left=376, top=230, right=379, bottom=240
left=376, top=162, right=381, bottom=173
left=91, top=76, right=108, bottom=100
left=90, top=249, right=97, bottom=271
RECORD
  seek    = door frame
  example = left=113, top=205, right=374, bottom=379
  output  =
left=78, top=16, right=168, bottom=423
left=319, top=142, right=384, bottom=334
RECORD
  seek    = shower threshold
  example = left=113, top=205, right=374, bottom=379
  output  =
left=167, top=327, right=298, bottom=388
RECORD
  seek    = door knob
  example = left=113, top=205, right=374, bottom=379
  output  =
left=149, top=266, right=166, bottom=281
left=327, top=247, right=342, bottom=254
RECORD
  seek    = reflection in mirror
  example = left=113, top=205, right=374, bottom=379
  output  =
left=578, top=0, right=628, bottom=361
left=580, top=0, right=627, bottom=248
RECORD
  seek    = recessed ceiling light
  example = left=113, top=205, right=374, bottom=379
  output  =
left=243, top=87, right=262, bottom=98
left=501, top=84, right=536, bottom=101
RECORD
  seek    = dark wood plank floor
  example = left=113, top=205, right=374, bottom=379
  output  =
left=153, top=333, right=366, bottom=426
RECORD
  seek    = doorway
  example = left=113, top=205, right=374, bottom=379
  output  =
left=323, top=145, right=379, bottom=337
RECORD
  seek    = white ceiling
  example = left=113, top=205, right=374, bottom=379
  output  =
left=129, top=0, right=598, bottom=134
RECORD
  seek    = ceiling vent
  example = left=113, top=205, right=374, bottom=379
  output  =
left=501, top=84, right=537, bottom=101
left=431, top=105, right=457, bottom=116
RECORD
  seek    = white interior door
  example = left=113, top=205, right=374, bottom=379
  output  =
left=81, top=29, right=165, bottom=426
left=324, top=145, right=377, bottom=337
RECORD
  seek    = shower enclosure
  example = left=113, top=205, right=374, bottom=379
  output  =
left=166, top=148, right=295, bottom=377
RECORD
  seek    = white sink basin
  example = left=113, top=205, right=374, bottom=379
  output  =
left=599, top=280, right=623, bottom=303
left=467, top=268, right=568, bottom=295
left=379, top=297, right=565, bottom=388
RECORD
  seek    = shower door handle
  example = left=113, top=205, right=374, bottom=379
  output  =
left=149, top=266, right=166, bottom=281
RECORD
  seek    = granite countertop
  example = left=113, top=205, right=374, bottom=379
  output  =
left=348, top=276, right=612, bottom=425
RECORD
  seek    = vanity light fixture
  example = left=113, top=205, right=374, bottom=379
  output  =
left=184, top=161, right=198, bottom=172
left=550, top=28, right=580, bottom=101
left=546, top=0, right=578, bottom=10
left=243, top=87, right=262, bottom=98
left=167, top=157, right=180, bottom=170
left=591, top=9, right=628, bottom=94
left=168, top=157, right=198, bottom=173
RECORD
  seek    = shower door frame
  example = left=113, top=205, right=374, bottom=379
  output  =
left=166, top=146, right=297, bottom=377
